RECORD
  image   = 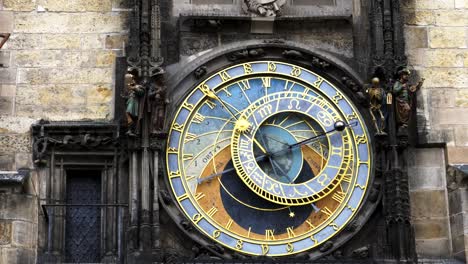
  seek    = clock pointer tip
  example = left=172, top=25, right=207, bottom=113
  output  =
left=334, top=121, right=346, bottom=132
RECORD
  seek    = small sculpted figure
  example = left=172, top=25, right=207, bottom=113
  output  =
left=244, top=0, right=285, bottom=17
left=366, top=77, right=387, bottom=135
left=124, top=73, right=145, bottom=136
left=392, top=69, right=424, bottom=129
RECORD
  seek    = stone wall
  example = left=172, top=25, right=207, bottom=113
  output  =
left=0, top=0, right=129, bottom=263
left=402, top=0, right=468, bottom=164
left=403, top=0, right=468, bottom=261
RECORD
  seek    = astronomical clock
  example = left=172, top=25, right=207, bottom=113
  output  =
left=163, top=59, right=375, bottom=259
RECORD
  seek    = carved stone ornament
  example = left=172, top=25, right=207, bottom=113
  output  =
left=242, top=0, right=286, bottom=17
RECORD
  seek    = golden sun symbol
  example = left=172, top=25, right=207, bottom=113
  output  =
left=235, top=118, right=251, bottom=132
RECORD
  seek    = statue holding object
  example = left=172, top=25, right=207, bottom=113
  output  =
left=124, top=72, right=145, bottom=136
left=392, top=69, right=424, bottom=130
left=366, top=77, right=387, bottom=135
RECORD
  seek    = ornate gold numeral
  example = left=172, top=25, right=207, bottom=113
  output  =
left=262, top=244, right=269, bottom=255
left=206, top=207, right=218, bottom=217
left=192, top=213, right=202, bottom=224
left=290, top=66, right=301, bottom=77
left=330, top=222, right=339, bottom=231
left=261, top=77, right=271, bottom=88
left=195, top=192, right=205, bottom=201
left=212, top=230, right=221, bottom=239
left=239, top=80, right=250, bottom=90
left=182, top=102, right=194, bottom=110
left=219, top=70, right=231, bottom=82
left=167, top=147, right=178, bottom=154
left=313, top=77, right=324, bottom=87
left=225, top=219, right=233, bottom=230
left=347, top=112, right=358, bottom=120
left=183, top=154, right=193, bottom=161
left=321, top=206, right=333, bottom=217
left=347, top=205, right=356, bottom=212
left=310, top=235, right=318, bottom=244
left=265, top=229, right=275, bottom=240
left=306, top=220, right=316, bottom=229
left=287, top=227, right=296, bottom=238
left=205, top=100, right=216, bottom=109
left=355, top=135, right=367, bottom=144
left=235, top=240, right=244, bottom=250
left=169, top=170, right=180, bottom=178
left=192, top=113, right=205, bottom=124
left=177, top=193, right=188, bottom=201
left=342, top=173, right=352, bottom=183
left=172, top=123, right=184, bottom=132
left=222, top=88, right=232, bottom=97
left=199, top=83, right=217, bottom=99
left=184, top=133, right=197, bottom=143
left=186, top=175, right=196, bottom=181
left=332, top=191, right=346, bottom=203
left=286, top=243, right=294, bottom=253
left=268, top=62, right=277, bottom=72
left=243, top=63, right=253, bottom=74
left=332, top=92, right=343, bottom=103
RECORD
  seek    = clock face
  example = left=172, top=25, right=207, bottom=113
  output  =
left=166, top=61, right=372, bottom=257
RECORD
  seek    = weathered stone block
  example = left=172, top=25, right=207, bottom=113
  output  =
left=415, top=238, right=450, bottom=257
left=38, top=0, right=111, bottom=12
left=403, top=0, right=455, bottom=9
left=0, top=96, right=13, bottom=115
left=3, top=0, right=35, bottom=11
left=14, top=13, right=128, bottom=33
left=435, top=10, right=468, bottom=26
left=0, top=221, right=12, bottom=245
left=0, top=247, right=35, bottom=264
left=0, top=194, right=36, bottom=221
left=1, top=33, right=42, bottom=50
left=87, top=84, right=112, bottom=104
left=421, top=68, right=468, bottom=88
left=0, top=51, right=11, bottom=67
left=0, top=154, right=14, bottom=170
left=0, top=116, right=38, bottom=134
left=0, top=134, right=30, bottom=153
left=86, top=103, right=112, bottom=120
left=18, top=68, right=112, bottom=84
left=105, top=34, right=128, bottom=49
left=408, top=167, right=446, bottom=190
left=433, top=108, right=468, bottom=126
left=41, top=34, right=81, bottom=49
left=426, top=49, right=465, bottom=67
left=449, top=190, right=464, bottom=214
left=0, top=68, right=17, bottom=84
left=455, top=126, right=468, bottom=146
left=456, top=90, right=468, bottom=107
left=414, top=219, right=449, bottom=239
left=12, top=221, right=34, bottom=247
left=407, top=148, right=445, bottom=167
left=429, top=27, right=466, bottom=48
left=404, top=10, right=435, bottom=26
left=14, top=152, right=32, bottom=169
left=429, top=89, right=456, bottom=108
left=81, top=34, right=104, bottom=49
left=447, top=147, right=468, bottom=164
left=410, top=190, right=448, bottom=218
left=452, top=234, right=466, bottom=254
left=0, top=11, right=14, bottom=32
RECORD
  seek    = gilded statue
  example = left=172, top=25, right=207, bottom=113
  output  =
left=366, top=77, right=387, bottom=135
left=392, top=69, right=424, bottom=129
